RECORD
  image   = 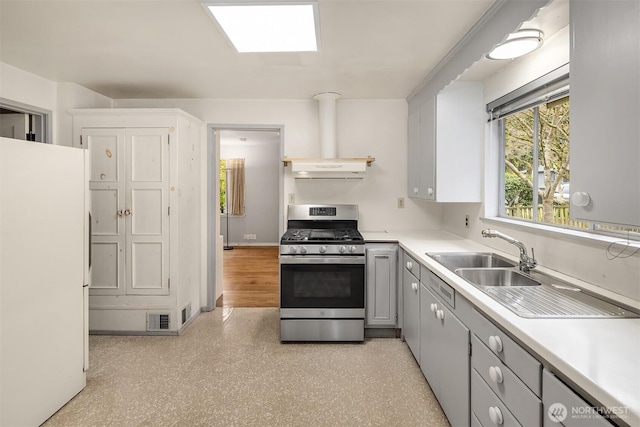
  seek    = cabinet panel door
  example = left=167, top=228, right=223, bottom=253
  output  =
left=85, top=128, right=126, bottom=296
left=570, top=0, right=640, bottom=226
left=125, top=128, right=170, bottom=295
left=420, top=285, right=439, bottom=389
left=407, top=109, right=422, bottom=198
left=438, top=307, right=470, bottom=427
left=366, top=246, right=397, bottom=327
left=419, top=96, right=436, bottom=200
left=403, top=268, right=421, bottom=361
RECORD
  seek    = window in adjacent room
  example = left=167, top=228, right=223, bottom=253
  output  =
left=0, top=99, right=51, bottom=143
left=220, top=158, right=245, bottom=215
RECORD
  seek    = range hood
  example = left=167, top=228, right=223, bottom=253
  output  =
left=290, top=158, right=369, bottom=179
left=284, top=92, right=374, bottom=179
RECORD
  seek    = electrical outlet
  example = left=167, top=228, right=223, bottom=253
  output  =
left=398, top=197, right=405, bottom=209
left=465, top=215, right=470, bottom=229
left=288, top=193, right=295, bottom=204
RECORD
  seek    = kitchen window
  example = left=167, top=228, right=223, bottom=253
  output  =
left=488, top=65, right=638, bottom=240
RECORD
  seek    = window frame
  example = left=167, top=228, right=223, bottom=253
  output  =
left=0, top=98, right=52, bottom=143
left=486, top=64, right=639, bottom=241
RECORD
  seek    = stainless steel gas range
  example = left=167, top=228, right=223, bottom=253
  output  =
left=279, top=204, right=365, bottom=342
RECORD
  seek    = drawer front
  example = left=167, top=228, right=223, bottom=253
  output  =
left=403, top=251, right=420, bottom=280
left=425, top=269, right=456, bottom=309
left=472, top=335, right=542, bottom=426
left=542, top=370, right=612, bottom=427
left=472, top=309, right=541, bottom=396
left=472, top=370, right=522, bottom=427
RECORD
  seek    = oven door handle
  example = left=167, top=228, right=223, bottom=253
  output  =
left=280, top=256, right=365, bottom=265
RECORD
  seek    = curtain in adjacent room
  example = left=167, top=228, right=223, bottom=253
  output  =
left=229, top=158, right=245, bottom=215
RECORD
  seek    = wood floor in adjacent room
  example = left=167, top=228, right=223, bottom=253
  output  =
left=219, top=246, right=280, bottom=308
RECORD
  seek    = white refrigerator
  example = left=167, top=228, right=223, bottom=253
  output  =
left=0, top=137, right=89, bottom=426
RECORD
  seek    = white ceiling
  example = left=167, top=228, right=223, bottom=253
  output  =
left=0, top=0, right=497, bottom=100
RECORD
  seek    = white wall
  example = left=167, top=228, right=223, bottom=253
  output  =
left=0, top=62, right=56, bottom=113
left=56, top=82, right=113, bottom=146
left=220, top=137, right=280, bottom=245
left=114, top=98, right=445, bottom=233
left=0, top=62, right=113, bottom=146
left=442, top=25, right=640, bottom=302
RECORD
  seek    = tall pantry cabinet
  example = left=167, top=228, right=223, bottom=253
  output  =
left=71, top=109, right=203, bottom=334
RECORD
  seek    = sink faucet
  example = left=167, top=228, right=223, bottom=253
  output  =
left=481, top=229, right=537, bottom=272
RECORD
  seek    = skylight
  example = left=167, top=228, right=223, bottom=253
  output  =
left=206, top=2, right=318, bottom=53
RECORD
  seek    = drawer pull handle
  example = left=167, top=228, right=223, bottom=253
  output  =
left=489, top=406, right=504, bottom=425
left=489, top=335, right=504, bottom=353
left=489, top=366, right=504, bottom=384
left=412, top=282, right=418, bottom=292
left=430, top=303, right=437, bottom=313
left=436, top=309, right=444, bottom=320
left=406, top=261, right=413, bottom=270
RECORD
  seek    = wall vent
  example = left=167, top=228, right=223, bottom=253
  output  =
left=182, top=304, right=192, bottom=325
left=147, top=313, right=171, bottom=331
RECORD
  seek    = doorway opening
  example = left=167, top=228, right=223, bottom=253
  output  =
left=206, top=125, right=284, bottom=310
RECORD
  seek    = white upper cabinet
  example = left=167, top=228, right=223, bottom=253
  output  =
left=408, top=81, right=483, bottom=202
left=569, top=0, right=640, bottom=227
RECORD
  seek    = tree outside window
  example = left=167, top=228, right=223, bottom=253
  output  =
left=502, top=98, right=582, bottom=227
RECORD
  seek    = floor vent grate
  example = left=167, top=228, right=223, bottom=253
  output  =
left=182, top=304, right=192, bottom=325
left=147, top=313, right=171, bottom=331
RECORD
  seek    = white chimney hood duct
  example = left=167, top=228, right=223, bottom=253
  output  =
left=288, top=92, right=373, bottom=179
left=315, top=92, right=340, bottom=158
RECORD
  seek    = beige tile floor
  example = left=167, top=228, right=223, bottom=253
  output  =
left=44, top=308, right=450, bottom=427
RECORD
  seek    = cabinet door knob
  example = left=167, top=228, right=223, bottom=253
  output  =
left=436, top=309, right=444, bottom=320
left=117, top=209, right=125, bottom=217
left=489, top=366, right=504, bottom=384
left=427, top=187, right=434, bottom=195
left=489, top=406, right=504, bottom=425
left=411, top=282, right=418, bottom=292
left=571, top=191, right=591, bottom=207
left=430, top=303, right=437, bottom=313
left=489, top=335, right=504, bottom=353
left=406, top=261, right=413, bottom=270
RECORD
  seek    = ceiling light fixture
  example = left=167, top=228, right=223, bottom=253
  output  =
left=487, top=29, right=544, bottom=60
left=204, top=2, right=318, bottom=53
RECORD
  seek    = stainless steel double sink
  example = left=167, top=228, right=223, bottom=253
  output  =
left=427, top=252, right=639, bottom=318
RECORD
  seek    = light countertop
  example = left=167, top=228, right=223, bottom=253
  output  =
left=363, top=229, right=640, bottom=427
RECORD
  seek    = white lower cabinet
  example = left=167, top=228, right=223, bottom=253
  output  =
left=398, top=255, right=616, bottom=427
left=365, top=244, right=398, bottom=327
left=543, top=370, right=611, bottom=427
left=471, top=309, right=542, bottom=427
left=402, top=262, right=421, bottom=360
left=420, top=273, right=470, bottom=427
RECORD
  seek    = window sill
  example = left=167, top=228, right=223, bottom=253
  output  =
left=480, top=216, right=640, bottom=251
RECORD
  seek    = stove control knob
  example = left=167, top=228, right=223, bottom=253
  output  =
left=299, top=246, right=307, bottom=254
left=289, top=246, right=297, bottom=254
left=340, top=246, right=347, bottom=254
left=348, top=245, right=357, bottom=253
left=319, top=246, right=327, bottom=254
